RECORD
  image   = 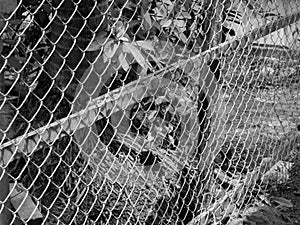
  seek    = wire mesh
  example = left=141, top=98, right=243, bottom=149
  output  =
left=0, top=0, right=300, bottom=224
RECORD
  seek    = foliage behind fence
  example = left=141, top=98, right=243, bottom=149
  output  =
left=1, top=0, right=300, bottom=224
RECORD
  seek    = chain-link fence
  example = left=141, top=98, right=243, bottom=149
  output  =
left=1, top=0, right=300, bottom=224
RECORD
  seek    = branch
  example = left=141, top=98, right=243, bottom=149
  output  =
left=0, top=77, right=151, bottom=166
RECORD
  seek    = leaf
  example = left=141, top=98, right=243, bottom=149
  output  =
left=162, top=0, right=173, bottom=5
left=179, top=11, right=191, bottom=19
left=103, top=40, right=119, bottom=63
left=86, top=31, right=110, bottom=51
left=227, top=218, right=244, bottom=225
left=272, top=197, right=293, bottom=208
left=179, top=32, right=188, bottom=43
left=154, top=3, right=168, bottom=19
left=174, top=20, right=186, bottom=30
left=119, top=36, right=130, bottom=42
left=9, top=183, right=43, bottom=221
left=161, top=19, right=172, bottom=27
left=135, top=40, right=155, bottom=51
left=128, top=20, right=140, bottom=29
left=119, top=52, right=130, bottom=71
left=183, top=60, right=194, bottom=74
left=123, top=42, right=149, bottom=70
left=147, top=110, right=157, bottom=120
left=0, top=0, right=17, bottom=14
left=143, top=11, right=152, bottom=30
left=115, top=21, right=126, bottom=39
